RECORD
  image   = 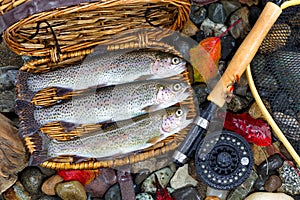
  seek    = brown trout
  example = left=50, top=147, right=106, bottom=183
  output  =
left=17, top=50, right=186, bottom=101
left=30, top=106, right=192, bottom=165
left=17, top=79, right=191, bottom=137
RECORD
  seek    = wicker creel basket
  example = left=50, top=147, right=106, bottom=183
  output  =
left=20, top=38, right=198, bottom=170
left=1, top=0, right=195, bottom=169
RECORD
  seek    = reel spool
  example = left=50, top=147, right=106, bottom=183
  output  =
left=195, top=130, right=254, bottom=190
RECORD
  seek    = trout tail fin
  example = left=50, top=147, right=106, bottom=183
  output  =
left=16, top=100, right=41, bottom=137
left=16, top=71, right=36, bottom=102
left=29, top=131, right=52, bottom=166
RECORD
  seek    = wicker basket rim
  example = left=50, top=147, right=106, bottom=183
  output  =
left=0, top=0, right=189, bottom=33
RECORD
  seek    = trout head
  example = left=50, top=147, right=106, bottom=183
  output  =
left=155, top=80, right=191, bottom=105
left=151, top=52, right=186, bottom=78
left=160, top=105, right=193, bottom=135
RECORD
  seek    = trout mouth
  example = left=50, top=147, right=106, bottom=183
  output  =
left=177, top=87, right=192, bottom=102
left=161, top=105, right=192, bottom=135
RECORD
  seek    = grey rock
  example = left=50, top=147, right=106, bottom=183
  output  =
left=0, top=42, right=23, bottom=67
left=221, top=1, right=241, bottom=18
left=0, top=66, right=18, bottom=112
left=200, top=18, right=227, bottom=37
left=192, top=83, right=209, bottom=106
left=171, top=186, right=202, bottom=200
left=221, top=35, right=235, bottom=60
left=0, top=66, right=18, bottom=90
left=104, top=184, right=121, bottom=200
left=193, top=30, right=206, bottom=43
left=257, top=154, right=284, bottom=177
left=135, top=169, right=151, bottom=185
left=0, top=90, right=15, bottom=112
left=170, top=164, right=198, bottom=189
left=226, top=94, right=251, bottom=112
left=227, top=170, right=258, bottom=200
left=208, top=3, right=226, bottom=23
left=190, top=5, right=207, bottom=26
left=19, top=167, right=44, bottom=195
left=141, top=167, right=174, bottom=193
left=135, top=193, right=154, bottom=200
left=249, top=6, right=262, bottom=26
left=229, top=7, right=251, bottom=39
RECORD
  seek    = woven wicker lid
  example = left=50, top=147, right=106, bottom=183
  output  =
left=0, top=0, right=190, bottom=60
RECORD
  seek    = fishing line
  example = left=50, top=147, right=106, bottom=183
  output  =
left=29, top=20, right=62, bottom=60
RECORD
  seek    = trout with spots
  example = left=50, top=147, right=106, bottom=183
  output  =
left=17, top=50, right=186, bottom=101
left=30, top=106, right=192, bottom=165
left=17, top=79, right=191, bottom=137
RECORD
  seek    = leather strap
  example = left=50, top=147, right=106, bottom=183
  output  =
left=117, top=169, right=135, bottom=200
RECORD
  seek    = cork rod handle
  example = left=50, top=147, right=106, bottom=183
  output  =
left=207, top=2, right=282, bottom=107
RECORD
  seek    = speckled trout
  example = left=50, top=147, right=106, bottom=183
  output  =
left=17, top=79, right=191, bottom=136
left=30, top=106, right=192, bottom=165
left=17, top=50, right=186, bottom=101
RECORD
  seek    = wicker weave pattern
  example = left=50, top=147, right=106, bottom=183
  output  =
left=0, top=0, right=29, bottom=14
left=3, top=0, right=190, bottom=61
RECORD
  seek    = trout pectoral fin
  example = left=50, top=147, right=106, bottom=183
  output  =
left=146, top=135, right=163, bottom=144
left=60, top=121, right=80, bottom=132
left=136, top=74, right=153, bottom=81
left=142, top=104, right=165, bottom=113
left=73, top=156, right=90, bottom=163
left=56, top=87, right=73, bottom=96
left=29, top=150, right=51, bottom=166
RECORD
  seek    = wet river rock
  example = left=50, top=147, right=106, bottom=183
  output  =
left=19, top=167, right=44, bottom=195
left=264, top=175, right=282, bottom=192
left=257, top=154, right=284, bottom=177
left=56, top=181, right=87, bottom=200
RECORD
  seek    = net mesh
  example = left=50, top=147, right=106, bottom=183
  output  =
left=250, top=5, right=300, bottom=154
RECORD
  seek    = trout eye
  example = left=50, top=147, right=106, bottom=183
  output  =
left=173, top=83, right=181, bottom=91
left=172, top=57, right=181, bottom=65
left=175, top=109, right=183, bottom=117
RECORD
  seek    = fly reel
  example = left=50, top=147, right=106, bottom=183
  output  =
left=195, top=130, right=254, bottom=190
